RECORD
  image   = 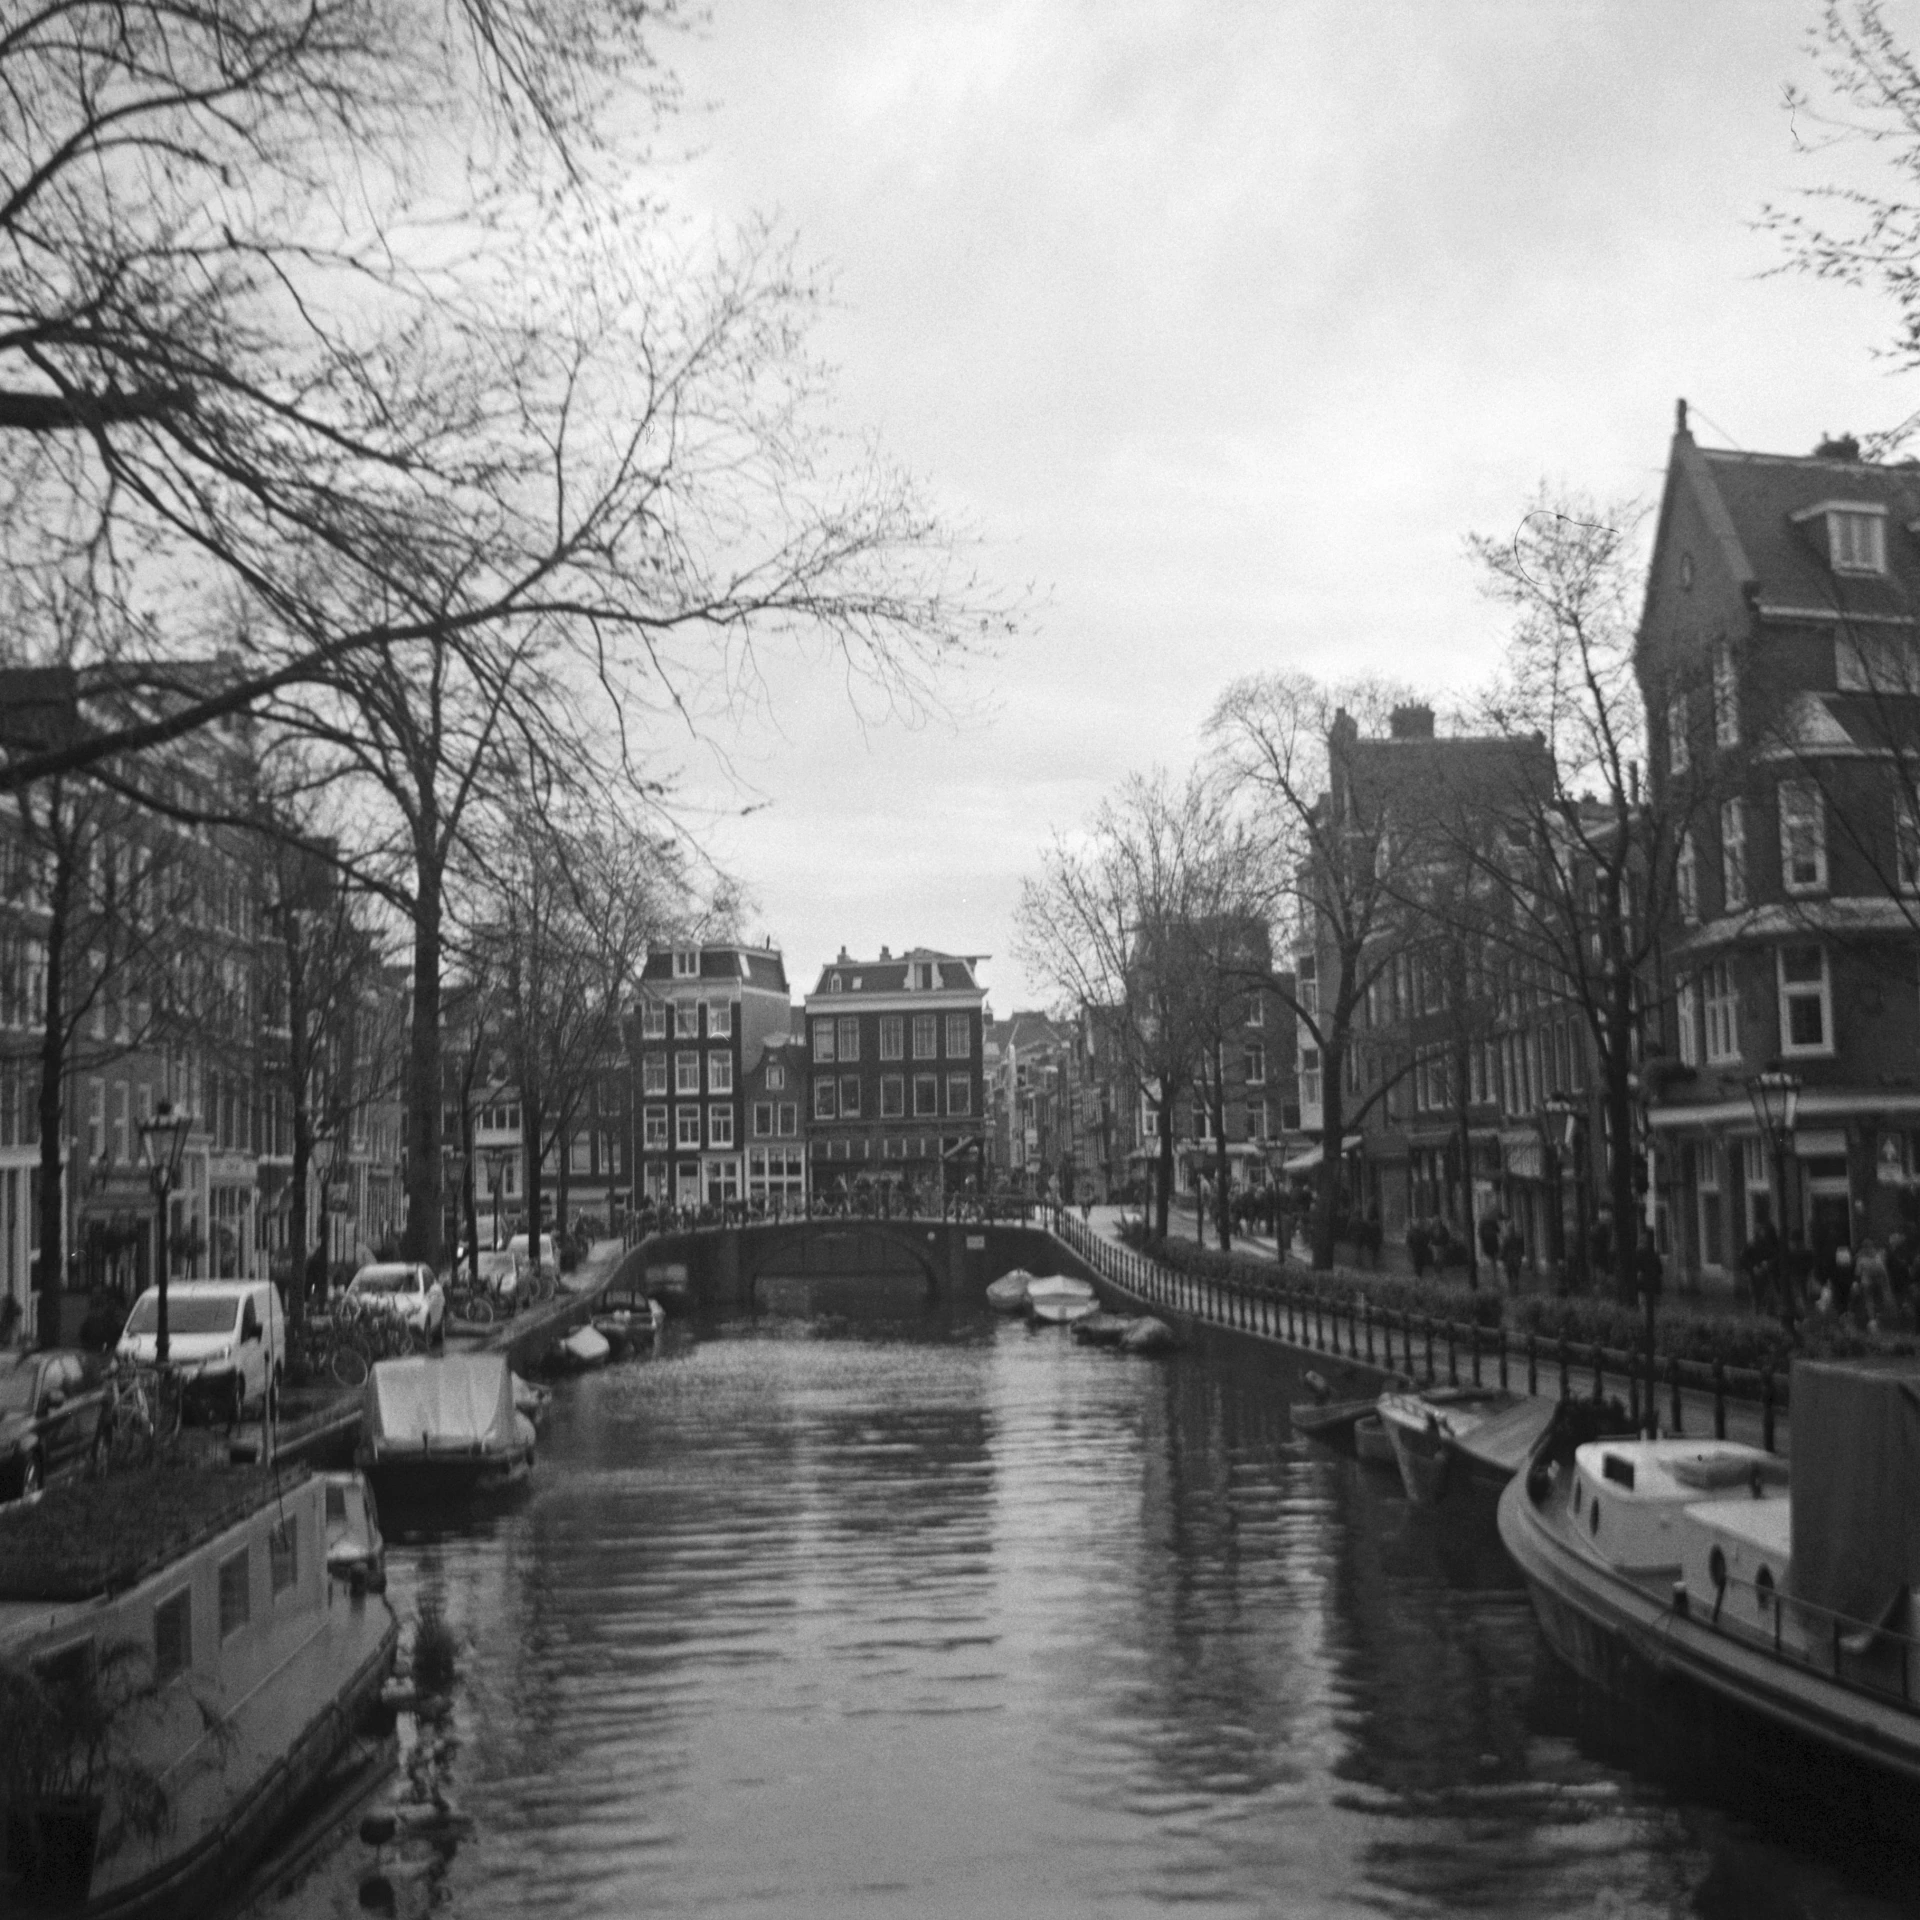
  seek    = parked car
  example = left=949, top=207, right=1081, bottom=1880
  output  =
left=0, top=1349, right=112, bottom=1501
left=345, top=1262, right=446, bottom=1345
left=505, top=1232, right=561, bottom=1278
left=116, top=1279, right=287, bottom=1424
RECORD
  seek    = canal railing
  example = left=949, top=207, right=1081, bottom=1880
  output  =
left=1047, top=1209, right=1792, bottom=1454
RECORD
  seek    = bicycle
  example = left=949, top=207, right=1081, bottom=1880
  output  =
left=102, top=1360, right=184, bottom=1470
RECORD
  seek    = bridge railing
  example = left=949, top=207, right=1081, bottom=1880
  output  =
left=1044, top=1208, right=1788, bottom=1451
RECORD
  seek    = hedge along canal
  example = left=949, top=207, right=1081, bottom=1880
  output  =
left=1049, top=1210, right=1794, bottom=1456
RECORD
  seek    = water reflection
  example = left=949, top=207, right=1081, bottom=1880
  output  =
left=363, top=1291, right=1919, bottom=1919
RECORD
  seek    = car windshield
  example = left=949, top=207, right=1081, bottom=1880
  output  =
left=351, top=1269, right=417, bottom=1295
left=0, top=1363, right=38, bottom=1413
left=123, top=1296, right=240, bottom=1336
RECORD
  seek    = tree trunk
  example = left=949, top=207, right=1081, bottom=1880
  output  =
left=401, top=860, right=444, bottom=1264
left=1606, top=1042, right=1638, bottom=1303
left=1455, top=1053, right=1477, bottom=1289
left=1153, top=1078, right=1173, bottom=1239
left=523, top=1087, right=543, bottom=1260
left=290, top=1105, right=314, bottom=1319
left=462, top=1102, right=480, bottom=1289
left=34, top=840, right=71, bottom=1347
left=1312, top=1037, right=1345, bottom=1272
left=1211, top=1076, right=1232, bottom=1255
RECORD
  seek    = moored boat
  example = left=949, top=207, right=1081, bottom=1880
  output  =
left=1354, top=1413, right=1396, bottom=1468
left=555, top=1324, right=612, bottom=1372
left=1499, top=1360, right=1920, bottom=1796
left=1025, top=1275, right=1098, bottom=1325
left=1376, top=1387, right=1524, bottom=1505
left=1288, top=1396, right=1379, bottom=1447
left=0, top=1466, right=396, bottom=1916
left=357, top=1354, right=537, bottom=1496
left=986, top=1269, right=1034, bottom=1313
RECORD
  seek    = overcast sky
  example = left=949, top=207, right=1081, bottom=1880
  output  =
left=650, top=1, right=1910, bottom=1011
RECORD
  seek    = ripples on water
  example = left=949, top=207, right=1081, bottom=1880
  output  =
left=375, top=1285, right=1920, bottom=1919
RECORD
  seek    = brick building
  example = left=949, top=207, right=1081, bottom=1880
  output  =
left=803, top=947, right=987, bottom=1203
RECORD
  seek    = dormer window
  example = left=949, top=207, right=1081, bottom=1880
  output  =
left=830, top=974, right=843, bottom=993
left=672, top=948, right=699, bottom=979
left=1831, top=508, right=1886, bottom=574
left=1795, top=499, right=1888, bottom=575
left=911, top=961, right=935, bottom=990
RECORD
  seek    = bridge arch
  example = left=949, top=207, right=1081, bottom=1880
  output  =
left=738, top=1219, right=944, bottom=1298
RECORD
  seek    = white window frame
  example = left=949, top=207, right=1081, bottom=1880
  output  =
left=1703, top=958, right=1740, bottom=1066
left=879, top=1016, right=904, bottom=1060
left=765, top=1063, right=786, bottom=1092
left=1777, top=945, right=1834, bottom=1058
left=708, top=1104, right=734, bottom=1148
left=707, top=1051, right=733, bottom=1095
left=880, top=1075, right=905, bottom=1118
left=674, top=1052, right=701, bottom=1096
left=642, top=1055, right=667, bottom=1097
left=1712, top=645, right=1739, bottom=748
left=837, top=1016, right=860, bottom=1062
left=813, top=1077, right=838, bottom=1120
left=644, top=1106, right=668, bottom=1149
left=912, top=1015, right=937, bottom=1060
left=812, top=1019, right=836, bottom=1063
left=1667, top=691, right=1690, bottom=777
left=1829, top=507, right=1887, bottom=575
left=674, top=1000, right=700, bottom=1039
left=946, top=1072, right=972, bottom=1117
left=675, top=1106, right=701, bottom=1148
left=1243, top=1042, right=1265, bottom=1085
left=1720, top=797, right=1747, bottom=912
left=1899, top=796, right=1920, bottom=894
left=913, top=1073, right=939, bottom=1117
left=777, top=1102, right=798, bottom=1136
left=641, top=1001, right=667, bottom=1040
left=1779, top=781, right=1828, bottom=894
left=1677, top=831, right=1698, bottom=925
left=707, top=999, right=733, bottom=1038
left=672, top=948, right=700, bottom=978
left=752, top=1102, right=773, bottom=1137
left=945, top=1013, right=970, bottom=1058
left=1675, top=976, right=1698, bottom=1069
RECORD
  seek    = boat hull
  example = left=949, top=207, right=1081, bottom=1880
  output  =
left=1354, top=1414, right=1396, bottom=1469
left=1377, top=1402, right=1452, bottom=1505
left=1030, top=1297, right=1099, bottom=1326
left=1499, top=1470, right=1920, bottom=1792
left=365, top=1447, right=533, bottom=1499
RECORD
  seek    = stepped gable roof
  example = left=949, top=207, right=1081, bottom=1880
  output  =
left=1675, top=432, right=1920, bottom=621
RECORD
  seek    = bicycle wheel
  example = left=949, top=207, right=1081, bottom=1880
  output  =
left=330, top=1343, right=370, bottom=1388
left=151, top=1375, right=183, bottom=1445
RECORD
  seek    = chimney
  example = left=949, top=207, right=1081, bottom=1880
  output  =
left=1815, top=432, right=1862, bottom=462
left=879, top=945, right=891, bottom=960
left=1388, top=704, right=1434, bottom=740
left=836, top=946, right=850, bottom=964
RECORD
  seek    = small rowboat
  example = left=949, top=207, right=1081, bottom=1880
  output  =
left=1026, top=1275, right=1098, bottom=1325
left=986, top=1269, right=1034, bottom=1313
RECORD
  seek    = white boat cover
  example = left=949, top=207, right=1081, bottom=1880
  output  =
left=1791, top=1357, right=1920, bottom=1623
left=365, top=1354, right=518, bottom=1457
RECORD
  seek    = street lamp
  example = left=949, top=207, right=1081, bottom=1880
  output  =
left=138, top=1100, right=194, bottom=1368
left=1748, top=1070, right=1802, bottom=1241
left=1543, top=1093, right=1578, bottom=1288
left=482, top=1147, right=509, bottom=1250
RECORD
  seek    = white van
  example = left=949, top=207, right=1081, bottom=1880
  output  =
left=505, top=1232, right=560, bottom=1278
left=117, top=1279, right=287, bottom=1422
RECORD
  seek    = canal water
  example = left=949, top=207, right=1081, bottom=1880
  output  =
left=362, top=1278, right=1918, bottom=1919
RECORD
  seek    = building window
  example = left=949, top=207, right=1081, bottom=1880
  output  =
left=753, top=1102, right=773, bottom=1137
left=812, top=1019, right=836, bottom=1063
left=814, top=1077, right=837, bottom=1120
left=881, top=1075, right=905, bottom=1118
left=642, top=1054, right=667, bottom=1097
left=154, top=1589, right=192, bottom=1683
left=765, top=1062, right=786, bottom=1091
left=709, top=1105, right=734, bottom=1148
left=1247, top=997, right=1264, bottom=1027
left=707, top=999, right=733, bottom=1038
left=945, top=1014, right=969, bottom=1058
left=644, top=1106, right=668, bottom=1149
left=269, top=1519, right=297, bottom=1595
left=1667, top=691, right=1690, bottom=777
left=673, top=1000, right=699, bottom=1039
left=1902, top=799, right=1920, bottom=894
left=675, top=1053, right=700, bottom=1095
left=1677, top=832, right=1698, bottom=924
left=672, top=948, right=699, bottom=978
left=1829, top=507, right=1887, bottom=574
left=913, top=1074, right=939, bottom=1117
left=708, top=1052, right=733, bottom=1095
left=1243, top=1043, right=1265, bottom=1085
left=676, top=1106, right=701, bottom=1147
left=879, top=1016, right=904, bottom=1060
left=1778, top=945, right=1833, bottom=1055
left=219, top=1550, right=250, bottom=1639
left=777, top=1102, right=798, bottom=1136
left=1300, top=1047, right=1321, bottom=1108
left=911, top=961, right=934, bottom=990
left=829, top=973, right=842, bottom=993
left=839, top=1075, right=862, bottom=1118
left=641, top=1001, right=667, bottom=1039
left=1703, top=959, right=1739, bottom=1064
left=837, top=1017, right=860, bottom=1062
left=1779, top=781, right=1827, bottom=893
left=1720, top=798, right=1747, bottom=912
left=1247, top=1102, right=1267, bottom=1140
left=1713, top=645, right=1739, bottom=748
left=912, top=1015, right=937, bottom=1059
left=946, top=1073, right=972, bottom=1117
left=1676, top=976, right=1699, bottom=1068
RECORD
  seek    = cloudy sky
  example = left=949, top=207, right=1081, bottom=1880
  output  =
left=651, top=2, right=1910, bottom=1009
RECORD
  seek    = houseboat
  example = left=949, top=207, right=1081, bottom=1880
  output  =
left=0, top=1465, right=397, bottom=1915
left=1498, top=1360, right=1920, bottom=1793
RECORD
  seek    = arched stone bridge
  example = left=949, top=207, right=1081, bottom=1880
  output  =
left=628, top=1217, right=1098, bottom=1313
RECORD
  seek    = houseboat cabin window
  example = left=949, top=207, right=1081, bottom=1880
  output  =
left=325, top=1485, right=347, bottom=1523
left=154, top=1589, right=192, bottom=1682
left=270, top=1518, right=298, bottom=1594
left=219, top=1550, right=251, bottom=1637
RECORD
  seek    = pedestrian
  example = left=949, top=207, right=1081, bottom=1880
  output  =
left=1500, top=1221, right=1525, bottom=1292
left=1856, top=1236, right=1890, bottom=1330
left=1831, top=1237, right=1857, bottom=1318
left=1742, top=1218, right=1780, bottom=1319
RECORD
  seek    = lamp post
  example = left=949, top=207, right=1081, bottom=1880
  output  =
left=482, top=1147, right=509, bottom=1252
left=1749, top=1071, right=1802, bottom=1320
left=138, top=1100, right=194, bottom=1369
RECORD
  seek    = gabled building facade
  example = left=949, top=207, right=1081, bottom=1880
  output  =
left=1641, top=408, right=1920, bottom=1283
left=636, top=942, right=792, bottom=1211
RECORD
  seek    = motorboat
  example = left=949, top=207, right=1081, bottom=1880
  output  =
left=321, top=1470, right=387, bottom=1595
left=0, top=1465, right=396, bottom=1915
left=555, top=1324, right=611, bottom=1372
left=1375, top=1386, right=1526, bottom=1505
left=1498, top=1359, right=1920, bottom=1794
left=1289, top=1395, right=1380, bottom=1447
left=357, top=1353, right=537, bottom=1496
left=1025, top=1275, right=1098, bottom=1325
